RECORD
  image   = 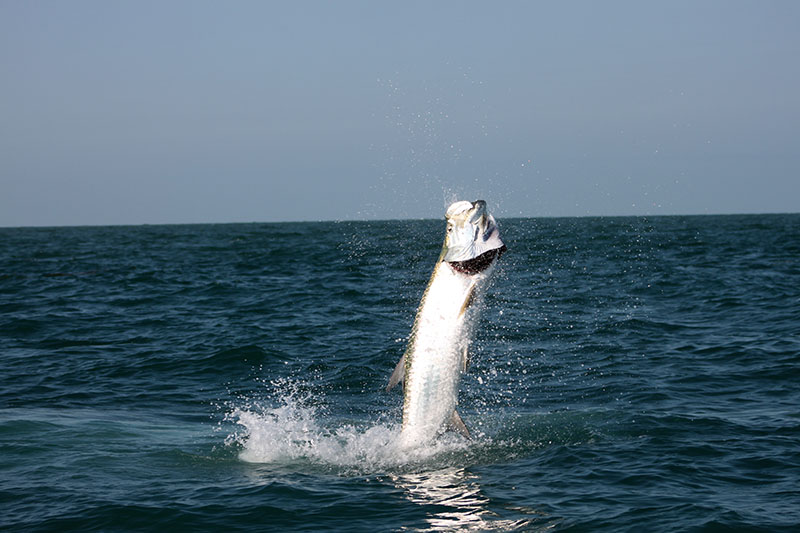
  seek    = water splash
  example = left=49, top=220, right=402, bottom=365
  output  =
left=222, top=386, right=557, bottom=530
left=223, top=382, right=474, bottom=473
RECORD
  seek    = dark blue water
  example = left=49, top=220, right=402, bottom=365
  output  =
left=1, top=214, right=799, bottom=532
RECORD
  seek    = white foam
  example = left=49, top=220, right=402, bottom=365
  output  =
left=224, top=386, right=472, bottom=472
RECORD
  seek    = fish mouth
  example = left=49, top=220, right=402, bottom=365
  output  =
left=448, top=245, right=507, bottom=274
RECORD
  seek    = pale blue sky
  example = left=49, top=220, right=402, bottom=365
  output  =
left=1, top=1, right=798, bottom=226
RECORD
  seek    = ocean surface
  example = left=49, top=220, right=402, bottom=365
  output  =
left=1, top=213, right=798, bottom=532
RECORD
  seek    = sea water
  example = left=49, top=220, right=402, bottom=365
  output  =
left=1, top=214, right=798, bottom=531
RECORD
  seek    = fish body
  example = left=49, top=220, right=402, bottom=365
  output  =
left=387, top=200, right=505, bottom=447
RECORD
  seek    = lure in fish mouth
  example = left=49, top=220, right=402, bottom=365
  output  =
left=387, top=200, right=506, bottom=447
left=442, top=200, right=507, bottom=273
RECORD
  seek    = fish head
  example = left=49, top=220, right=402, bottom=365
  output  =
left=441, top=200, right=506, bottom=268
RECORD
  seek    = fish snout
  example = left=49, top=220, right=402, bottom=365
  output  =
left=469, top=200, right=487, bottom=224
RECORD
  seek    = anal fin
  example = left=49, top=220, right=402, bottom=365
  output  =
left=448, top=410, right=471, bottom=439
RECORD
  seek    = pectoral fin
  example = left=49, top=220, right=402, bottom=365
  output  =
left=458, top=283, right=477, bottom=318
left=448, top=410, right=471, bottom=439
left=386, top=353, right=406, bottom=392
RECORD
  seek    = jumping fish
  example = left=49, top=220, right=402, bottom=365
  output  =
left=387, top=200, right=506, bottom=447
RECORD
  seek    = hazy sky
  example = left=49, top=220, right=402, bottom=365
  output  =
left=2, top=1, right=798, bottom=226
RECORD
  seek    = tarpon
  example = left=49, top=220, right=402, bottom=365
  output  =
left=387, top=200, right=506, bottom=447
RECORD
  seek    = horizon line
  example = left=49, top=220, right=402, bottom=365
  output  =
left=1, top=210, right=797, bottom=230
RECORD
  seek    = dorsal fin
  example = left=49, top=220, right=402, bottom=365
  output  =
left=386, top=352, right=406, bottom=392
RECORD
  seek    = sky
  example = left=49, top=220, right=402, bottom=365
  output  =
left=1, top=1, right=798, bottom=226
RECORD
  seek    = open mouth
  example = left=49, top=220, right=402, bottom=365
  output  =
left=448, top=245, right=507, bottom=275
